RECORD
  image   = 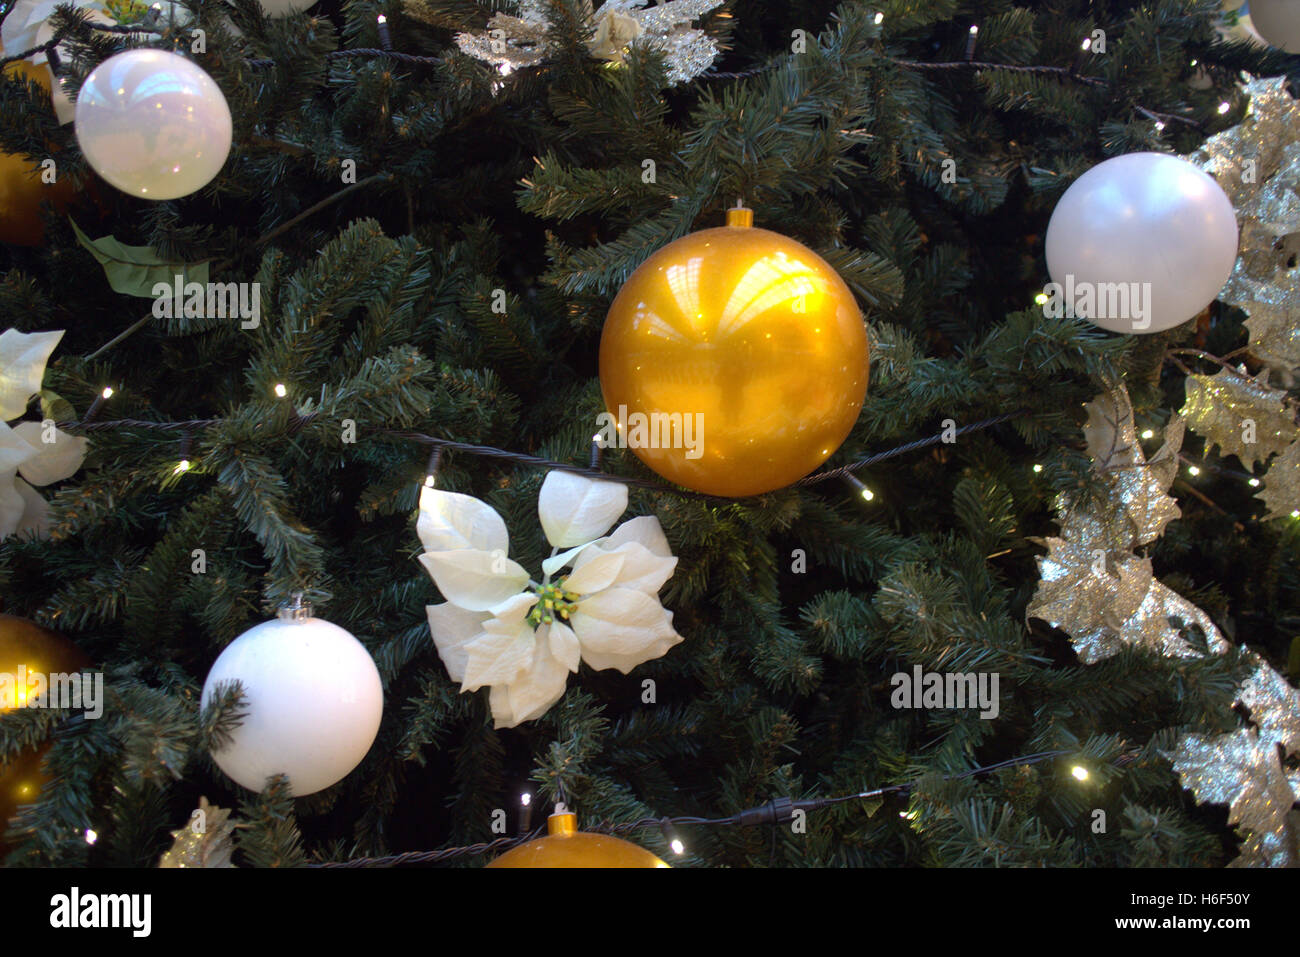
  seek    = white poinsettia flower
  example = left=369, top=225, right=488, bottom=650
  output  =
left=0, top=328, right=63, bottom=420
left=0, top=420, right=87, bottom=539
left=418, top=470, right=682, bottom=729
left=0, top=329, right=86, bottom=540
left=1, top=0, right=117, bottom=124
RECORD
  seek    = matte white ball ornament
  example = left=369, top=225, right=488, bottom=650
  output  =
left=1043, top=152, right=1238, bottom=334
left=1247, top=0, right=1300, bottom=52
left=201, top=600, right=383, bottom=796
left=74, top=49, right=232, bottom=200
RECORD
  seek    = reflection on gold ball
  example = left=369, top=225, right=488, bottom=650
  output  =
left=0, top=614, right=91, bottom=857
left=1, top=62, right=78, bottom=246
left=599, top=207, right=869, bottom=497
left=487, top=811, right=669, bottom=868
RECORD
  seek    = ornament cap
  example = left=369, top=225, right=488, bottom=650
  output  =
left=277, top=592, right=313, bottom=621
left=725, top=204, right=753, bottom=228
left=547, top=808, right=579, bottom=837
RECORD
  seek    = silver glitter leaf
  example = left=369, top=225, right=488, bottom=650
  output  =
left=450, top=0, right=726, bottom=86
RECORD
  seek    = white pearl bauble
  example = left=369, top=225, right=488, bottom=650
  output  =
left=257, top=0, right=317, bottom=15
left=1044, top=152, right=1238, bottom=334
left=201, top=615, right=384, bottom=796
left=74, top=49, right=232, bottom=200
left=1247, top=0, right=1300, bottom=52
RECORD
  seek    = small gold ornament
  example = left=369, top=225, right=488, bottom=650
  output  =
left=599, top=205, right=869, bottom=497
left=487, top=805, right=669, bottom=868
left=0, top=62, right=79, bottom=246
left=0, top=613, right=91, bottom=856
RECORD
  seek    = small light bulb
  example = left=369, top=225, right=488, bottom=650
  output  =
left=424, top=474, right=436, bottom=488
left=969, top=25, right=978, bottom=35
left=1032, top=464, right=1043, bottom=473
left=592, top=433, right=604, bottom=447
left=520, top=792, right=531, bottom=807
left=376, top=13, right=386, bottom=23
left=1190, top=59, right=1198, bottom=66
left=1217, top=101, right=1230, bottom=114
left=101, top=387, right=114, bottom=399
left=1140, top=429, right=1154, bottom=439
left=85, top=828, right=98, bottom=845
left=670, top=838, right=685, bottom=855
left=274, top=383, right=287, bottom=398
left=861, top=488, right=874, bottom=501
left=1187, top=465, right=1201, bottom=476
left=1291, top=510, right=1300, bottom=519
left=1154, top=121, right=1165, bottom=132
left=874, top=11, right=883, bottom=24
left=1248, top=478, right=1261, bottom=487
left=1034, top=292, right=1049, bottom=306
left=1081, top=37, right=1091, bottom=51
left=1071, top=765, right=1089, bottom=781
left=174, top=460, right=191, bottom=475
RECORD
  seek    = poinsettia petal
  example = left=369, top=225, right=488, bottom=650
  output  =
left=540, top=540, right=600, bottom=578
left=12, top=477, right=49, bottom=540
left=571, top=587, right=683, bottom=673
left=560, top=548, right=625, bottom=596
left=574, top=539, right=677, bottom=595
left=606, top=514, right=672, bottom=557
left=490, top=628, right=572, bottom=728
left=488, top=590, right=541, bottom=621
left=547, top=620, right=581, bottom=673
left=417, top=485, right=510, bottom=554
left=426, top=601, right=491, bottom=684
left=0, top=475, right=28, bottom=538
left=0, top=422, right=38, bottom=475
left=418, top=549, right=530, bottom=612
left=12, top=421, right=87, bottom=486
left=0, top=329, right=62, bottom=420
left=538, top=470, right=627, bottom=547
left=462, top=618, right=535, bottom=691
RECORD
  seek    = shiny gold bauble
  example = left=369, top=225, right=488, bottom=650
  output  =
left=0, top=614, right=91, bottom=857
left=1, top=62, right=78, bottom=246
left=599, top=207, right=869, bottom=497
left=487, top=810, right=669, bottom=868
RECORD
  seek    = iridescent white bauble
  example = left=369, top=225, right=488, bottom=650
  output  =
left=1044, top=152, right=1238, bottom=334
left=201, top=609, right=384, bottom=796
left=1248, top=0, right=1300, bottom=52
left=74, top=49, right=232, bottom=199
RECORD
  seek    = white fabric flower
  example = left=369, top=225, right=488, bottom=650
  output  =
left=1, top=0, right=117, bottom=124
left=0, top=420, right=87, bottom=539
left=0, top=329, right=86, bottom=540
left=419, top=471, right=682, bottom=728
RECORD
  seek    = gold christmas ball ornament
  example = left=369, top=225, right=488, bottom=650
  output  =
left=599, top=206, right=869, bottom=497
left=0, top=62, right=78, bottom=246
left=0, top=614, right=92, bottom=857
left=487, top=807, right=670, bottom=868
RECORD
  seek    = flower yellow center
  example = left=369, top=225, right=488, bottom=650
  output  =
left=527, top=578, right=580, bottom=627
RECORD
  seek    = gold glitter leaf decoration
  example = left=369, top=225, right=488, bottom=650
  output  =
left=1257, top=437, right=1300, bottom=520
left=1179, top=369, right=1298, bottom=469
left=158, top=798, right=237, bottom=868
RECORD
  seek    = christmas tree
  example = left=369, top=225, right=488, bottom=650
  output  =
left=1, top=0, right=1298, bottom=870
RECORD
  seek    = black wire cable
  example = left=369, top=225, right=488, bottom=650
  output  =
left=306, top=748, right=1121, bottom=868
